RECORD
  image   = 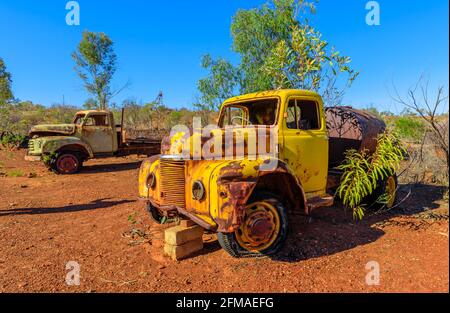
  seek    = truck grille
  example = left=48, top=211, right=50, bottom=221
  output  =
left=28, top=140, right=35, bottom=153
left=159, top=158, right=186, bottom=209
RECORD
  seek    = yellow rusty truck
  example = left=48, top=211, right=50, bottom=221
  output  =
left=138, top=89, right=397, bottom=257
left=26, top=109, right=162, bottom=174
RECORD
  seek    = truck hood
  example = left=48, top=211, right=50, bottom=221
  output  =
left=165, top=126, right=278, bottom=159
left=29, top=124, right=76, bottom=136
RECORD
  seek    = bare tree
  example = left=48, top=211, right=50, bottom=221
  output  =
left=391, top=76, right=449, bottom=169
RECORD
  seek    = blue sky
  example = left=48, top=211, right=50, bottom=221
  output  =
left=0, top=0, right=448, bottom=113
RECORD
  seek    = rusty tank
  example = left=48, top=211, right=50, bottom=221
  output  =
left=325, top=106, right=386, bottom=167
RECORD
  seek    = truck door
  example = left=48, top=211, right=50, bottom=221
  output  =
left=81, top=113, right=114, bottom=154
left=281, top=97, right=328, bottom=195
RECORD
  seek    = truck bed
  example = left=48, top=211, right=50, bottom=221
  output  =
left=115, top=127, right=167, bottom=157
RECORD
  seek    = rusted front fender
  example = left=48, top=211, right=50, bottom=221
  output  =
left=210, top=158, right=307, bottom=233
left=41, top=136, right=94, bottom=158
left=214, top=180, right=257, bottom=233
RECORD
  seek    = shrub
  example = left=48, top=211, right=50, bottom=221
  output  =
left=336, top=132, right=406, bottom=219
left=394, top=116, right=425, bottom=142
left=0, top=132, right=28, bottom=149
left=7, top=169, right=25, bottom=177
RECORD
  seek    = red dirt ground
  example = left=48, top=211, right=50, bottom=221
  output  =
left=0, top=149, right=448, bottom=292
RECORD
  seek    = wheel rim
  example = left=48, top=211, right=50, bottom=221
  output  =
left=385, top=176, right=397, bottom=208
left=57, top=154, right=78, bottom=173
left=235, top=201, right=281, bottom=252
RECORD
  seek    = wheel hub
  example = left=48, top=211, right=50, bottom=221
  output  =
left=57, top=155, right=78, bottom=173
left=235, top=202, right=281, bottom=251
left=246, top=212, right=274, bottom=243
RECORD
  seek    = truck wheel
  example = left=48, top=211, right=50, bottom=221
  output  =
left=365, top=174, right=398, bottom=210
left=52, top=152, right=82, bottom=174
left=217, top=191, right=288, bottom=258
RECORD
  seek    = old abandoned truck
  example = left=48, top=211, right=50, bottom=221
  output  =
left=26, top=109, right=162, bottom=174
left=138, top=89, right=397, bottom=258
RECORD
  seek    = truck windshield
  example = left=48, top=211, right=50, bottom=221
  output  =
left=73, top=114, right=86, bottom=125
left=219, top=98, right=279, bottom=127
left=73, top=114, right=109, bottom=126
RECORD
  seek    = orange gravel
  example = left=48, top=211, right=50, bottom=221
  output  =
left=0, top=149, right=448, bottom=292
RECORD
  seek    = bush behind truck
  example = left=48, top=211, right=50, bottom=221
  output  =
left=138, top=89, right=399, bottom=258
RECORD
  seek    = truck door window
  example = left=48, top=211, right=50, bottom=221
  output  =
left=93, top=115, right=109, bottom=126
left=83, top=117, right=95, bottom=126
left=297, top=100, right=320, bottom=130
left=286, top=100, right=298, bottom=129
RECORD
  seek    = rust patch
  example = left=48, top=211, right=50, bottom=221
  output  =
left=218, top=161, right=245, bottom=181
left=216, top=181, right=256, bottom=233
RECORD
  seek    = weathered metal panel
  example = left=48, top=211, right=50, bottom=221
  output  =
left=325, top=106, right=386, bottom=167
left=29, top=124, right=76, bottom=137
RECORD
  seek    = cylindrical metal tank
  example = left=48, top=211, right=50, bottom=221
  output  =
left=325, top=106, right=386, bottom=167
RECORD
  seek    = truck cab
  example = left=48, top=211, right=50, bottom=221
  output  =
left=72, top=110, right=118, bottom=154
left=138, top=89, right=337, bottom=257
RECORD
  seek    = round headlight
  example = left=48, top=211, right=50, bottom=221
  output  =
left=192, top=180, right=205, bottom=200
left=146, top=172, right=156, bottom=189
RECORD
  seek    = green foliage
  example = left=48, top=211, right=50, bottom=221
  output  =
left=394, top=116, right=425, bottom=142
left=83, top=98, right=99, bottom=110
left=122, top=98, right=210, bottom=130
left=72, top=31, right=117, bottom=110
left=7, top=169, right=24, bottom=177
left=0, top=57, right=14, bottom=104
left=231, top=0, right=299, bottom=93
left=42, top=151, right=58, bottom=166
left=262, top=18, right=359, bottom=103
left=0, top=101, right=79, bottom=135
left=370, top=132, right=405, bottom=183
left=127, top=213, right=137, bottom=225
left=197, top=0, right=358, bottom=109
left=1, top=132, right=27, bottom=149
left=336, top=132, right=406, bottom=219
left=362, top=106, right=382, bottom=118
left=0, top=97, right=218, bottom=139
left=196, top=55, right=241, bottom=111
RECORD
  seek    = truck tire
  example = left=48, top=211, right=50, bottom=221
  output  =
left=217, top=191, right=288, bottom=258
left=52, top=152, right=82, bottom=174
left=365, top=174, right=398, bottom=210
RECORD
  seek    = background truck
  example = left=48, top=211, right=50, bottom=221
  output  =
left=138, top=89, right=398, bottom=258
left=26, top=109, right=163, bottom=174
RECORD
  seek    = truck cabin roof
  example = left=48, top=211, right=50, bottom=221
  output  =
left=74, top=110, right=111, bottom=116
left=221, top=89, right=320, bottom=107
